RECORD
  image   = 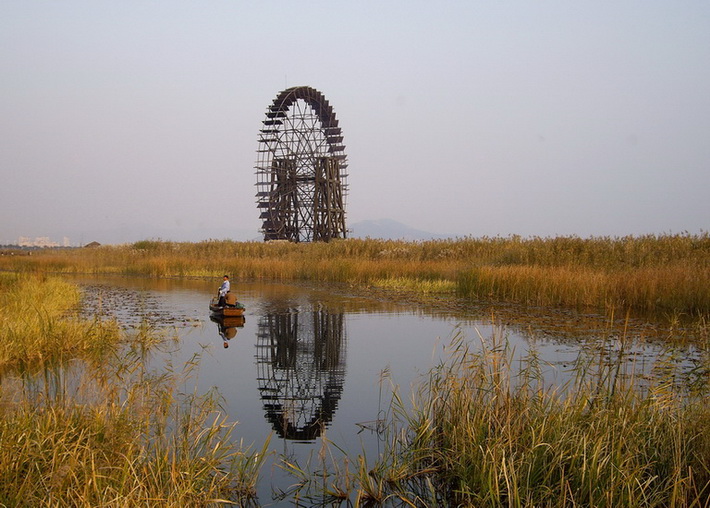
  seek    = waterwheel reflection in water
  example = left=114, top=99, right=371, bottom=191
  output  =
left=256, top=307, right=346, bottom=442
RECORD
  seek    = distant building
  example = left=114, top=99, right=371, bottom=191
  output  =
left=17, top=236, right=69, bottom=248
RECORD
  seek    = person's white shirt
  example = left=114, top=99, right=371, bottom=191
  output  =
left=219, top=278, right=230, bottom=297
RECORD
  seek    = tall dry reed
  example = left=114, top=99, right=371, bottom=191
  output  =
left=268, top=324, right=710, bottom=505
left=0, top=274, right=268, bottom=506
left=1, top=232, right=708, bottom=318
left=0, top=273, right=120, bottom=371
left=359, top=328, right=710, bottom=506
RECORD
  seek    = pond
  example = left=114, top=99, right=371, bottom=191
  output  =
left=72, top=275, right=704, bottom=504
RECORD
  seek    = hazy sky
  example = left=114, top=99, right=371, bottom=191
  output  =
left=2, top=1, right=709, bottom=244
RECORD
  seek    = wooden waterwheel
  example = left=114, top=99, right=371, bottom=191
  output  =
left=255, top=86, right=348, bottom=242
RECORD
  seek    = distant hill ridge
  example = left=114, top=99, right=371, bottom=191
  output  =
left=4, top=219, right=449, bottom=245
left=348, top=219, right=451, bottom=241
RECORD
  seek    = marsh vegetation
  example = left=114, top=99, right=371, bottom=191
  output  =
left=276, top=327, right=710, bottom=506
left=1, top=234, right=709, bottom=506
left=0, top=273, right=267, bottom=506
left=2, top=233, right=708, bottom=319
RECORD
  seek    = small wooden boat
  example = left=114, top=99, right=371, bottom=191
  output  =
left=209, top=294, right=246, bottom=317
left=209, top=314, right=246, bottom=329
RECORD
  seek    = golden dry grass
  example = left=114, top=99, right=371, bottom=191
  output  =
left=1, top=233, right=708, bottom=318
left=0, top=274, right=268, bottom=506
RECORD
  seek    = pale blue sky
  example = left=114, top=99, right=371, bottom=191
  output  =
left=2, top=1, right=709, bottom=244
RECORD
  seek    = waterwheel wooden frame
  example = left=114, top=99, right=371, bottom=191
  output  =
left=255, top=86, right=348, bottom=242
left=255, top=308, right=346, bottom=441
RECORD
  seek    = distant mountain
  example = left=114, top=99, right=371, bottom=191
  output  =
left=348, top=219, right=451, bottom=241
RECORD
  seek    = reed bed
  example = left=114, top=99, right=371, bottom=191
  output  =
left=456, top=262, right=710, bottom=315
left=286, top=328, right=710, bottom=507
left=364, top=329, right=710, bottom=506
left=0, top=274, right=267, bottom=506
left=3, top=260, right=709, bottom=505
left=1, top=232, right=708, bottom=319
left=0, top=272, right=120, bottom=372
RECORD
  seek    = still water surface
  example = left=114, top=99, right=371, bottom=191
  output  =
left=72, top=275, right=701, bottom=504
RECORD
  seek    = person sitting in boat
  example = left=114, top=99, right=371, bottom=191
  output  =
left=218, top=275, right=230, bottom=306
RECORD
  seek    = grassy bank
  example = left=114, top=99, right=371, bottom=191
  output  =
left=2, top=233, right=709, bottom=318
left=0, top=274, right=266, bottom=506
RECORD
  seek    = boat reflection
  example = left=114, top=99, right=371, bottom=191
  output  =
left=256, top=306, right=346, bottom=442
left=210, top=315, right=246, bottom=348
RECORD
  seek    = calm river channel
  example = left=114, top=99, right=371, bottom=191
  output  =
left=71, top=275, right=702, bottom=505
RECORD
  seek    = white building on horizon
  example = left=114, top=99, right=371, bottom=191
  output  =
left=17, top=236, right=70, bottom=248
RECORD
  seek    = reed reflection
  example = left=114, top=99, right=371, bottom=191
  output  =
left=256, top=306, right=346, bottom=442
left=210, top=315, right=246, bottom=348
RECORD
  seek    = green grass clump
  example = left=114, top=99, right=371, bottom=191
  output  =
left=370, top=277, right=456, bottom=294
